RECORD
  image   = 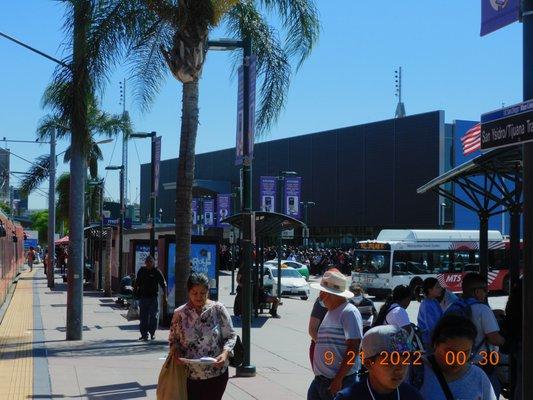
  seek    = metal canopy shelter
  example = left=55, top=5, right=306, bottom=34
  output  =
left=222, top=212, right=307, bottom=317
left=417, top=146, right=522, bottom=287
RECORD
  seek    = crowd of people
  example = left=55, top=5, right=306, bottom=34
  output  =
left=307, top=268, right=522, bottom=400
left=220, top=244, right=360, bottom=275
left=130, top=245, right=521, bottom=400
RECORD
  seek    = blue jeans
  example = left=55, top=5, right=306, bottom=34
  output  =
left=307, top=374, right=357, bottom=400
left=139, top=297, right=159, bottom=338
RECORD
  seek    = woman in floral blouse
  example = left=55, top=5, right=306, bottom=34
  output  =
left=169, top=273, right=237, bottom=400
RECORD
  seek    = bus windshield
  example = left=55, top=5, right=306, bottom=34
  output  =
left=353, top=251, right=390, bottom=274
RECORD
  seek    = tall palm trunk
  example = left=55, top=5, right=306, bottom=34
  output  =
left=67, top=0, right=90, bottom=341
left=175, top=81, right=199, bottom=307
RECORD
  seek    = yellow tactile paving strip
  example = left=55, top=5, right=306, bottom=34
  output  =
left=0, top=269, right=34, bottom=399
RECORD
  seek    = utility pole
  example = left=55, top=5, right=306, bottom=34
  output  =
left=237, top=35, right=256, bottom=378
left=47, top=129, right=56, bottom=289
left=522, top=1, right=533, bottom=399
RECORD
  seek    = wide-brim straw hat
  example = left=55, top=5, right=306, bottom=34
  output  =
left=311, top=270, right=354, bottom=299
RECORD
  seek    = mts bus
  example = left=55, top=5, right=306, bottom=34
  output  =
left=351, top=229, right=514, bottom=298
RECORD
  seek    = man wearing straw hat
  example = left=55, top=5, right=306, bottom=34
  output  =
left=307, top=269, right=363, bottom=400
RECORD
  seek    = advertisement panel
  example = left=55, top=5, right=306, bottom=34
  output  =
left=284, top=176, right=302, bottom=219
left=203, top=199, right=215, bottom=227
left=217, top=194, right=231, bottom=227
left=134, top=242, right=158, bottom=274
left=260, top=176, right=277, bottom=212
left=167, top=241, right=218, bottom=313
left=24, top=230, right=38, bottom=250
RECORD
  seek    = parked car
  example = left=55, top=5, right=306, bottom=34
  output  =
left=264, top=259, right=310, bottom=281
left=263, top=265, right=310, bottom=300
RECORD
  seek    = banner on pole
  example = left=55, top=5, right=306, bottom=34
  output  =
left=192, top=198, right=198, bottom=225
left=217, top=194, right=231, bottom=227
left=153, top=136, right=162, bottom=195
left=203, top=199, right=215, bottom=227
left=235, top=55, right=257, bottom=165
left=284, top=176, right=302, bottom=219
left=235, top=66, right=244, bottom=165
left=481, top=0, right=519, bottom=36
left=259, top=176, right=277, bottom=212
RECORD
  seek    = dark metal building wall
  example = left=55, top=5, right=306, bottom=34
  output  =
left=140, top=111, right=442, bottom=229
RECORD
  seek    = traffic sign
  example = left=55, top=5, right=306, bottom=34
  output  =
left=481, top=99, right=533, bottom=151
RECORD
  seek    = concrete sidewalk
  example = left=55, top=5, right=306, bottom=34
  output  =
left=2, top=264, right=509, bottom=399
left=31, top=266, right=316, bottom=399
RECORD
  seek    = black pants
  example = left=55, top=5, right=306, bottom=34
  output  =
left=139, top=297, right=158, bottom=337
left=187, top=369, right=228, bottom=400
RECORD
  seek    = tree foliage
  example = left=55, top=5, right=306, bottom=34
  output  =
left=30, top=210, right=49, bottom=244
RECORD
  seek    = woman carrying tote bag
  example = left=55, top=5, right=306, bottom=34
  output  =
left=163, top=273, right=237, bottom=400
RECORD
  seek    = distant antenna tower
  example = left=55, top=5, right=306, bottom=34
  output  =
left=395, top=67, right=406, bottom=118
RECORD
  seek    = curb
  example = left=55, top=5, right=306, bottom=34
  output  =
left=0, top=268, right=23, bottom=326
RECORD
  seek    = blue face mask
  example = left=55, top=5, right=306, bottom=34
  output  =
left=352, top=295, right=364, bottom=305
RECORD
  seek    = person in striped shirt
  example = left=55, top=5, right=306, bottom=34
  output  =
left=308, top=270, right=363, bottom=400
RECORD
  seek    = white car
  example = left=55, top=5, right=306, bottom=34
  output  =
left=263, top=266, right=310, bottom=300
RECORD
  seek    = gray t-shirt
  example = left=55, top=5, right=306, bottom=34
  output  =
left=313, top=302, right=363, bottom=379
left=469, top=303, right=500, bottom=361
left=419, top=361, right=496, bottom=400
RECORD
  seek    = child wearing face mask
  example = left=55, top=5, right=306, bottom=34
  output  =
left=349, top=284, right=377, bottom=334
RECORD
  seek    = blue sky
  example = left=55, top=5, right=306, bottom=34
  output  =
left=0, top=1, right=524, bottom=209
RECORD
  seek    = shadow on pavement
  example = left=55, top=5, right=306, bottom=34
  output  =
left=231, top=316, right=269, bottom=328
left=85, top=382, right=157, bottom=400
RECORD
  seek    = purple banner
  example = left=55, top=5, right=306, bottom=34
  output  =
left=247, top=55, right=256, bottom=160
left=203, top=199, right=215, bottom=227
left=259, top=176, right=277, bottom=213
left=284, top=177, right=302, bottom=219
left=481, top=0, right=519, bottom=36
left=192, top=198, right=198, bottom=225
left=235, top=55, right=257, bottom=165
left=217, top=194, right=231, bottom=227
left=153, top=136, right=161, bottom=195
left=235, top=66, right=244, bottom=166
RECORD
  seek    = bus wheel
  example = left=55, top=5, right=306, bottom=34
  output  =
left=502, top=275, right=510, bottom=296
left=409, top=277, right=423, bottom=299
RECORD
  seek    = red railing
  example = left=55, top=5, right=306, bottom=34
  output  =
left=0, top=211, right=25, bottom=308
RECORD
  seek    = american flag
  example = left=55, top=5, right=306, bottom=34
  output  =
left=461, top=123, right=481, bottom=156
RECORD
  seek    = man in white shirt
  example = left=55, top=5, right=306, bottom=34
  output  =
left=308, top=269, right=363, bottom=400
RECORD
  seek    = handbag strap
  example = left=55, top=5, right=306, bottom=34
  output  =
left=428, top=355, right=455, bottom=400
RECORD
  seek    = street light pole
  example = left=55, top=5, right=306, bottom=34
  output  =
left=131, top=132, right=158, bottom=257
left=105, top=165, right=125, bottom=280
left=237, top=35, right=256, bottom=378
left=47, top=129, right=56, bottom=289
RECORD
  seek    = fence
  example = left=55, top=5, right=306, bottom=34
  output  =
left=0, top=210, right=25, bottom=309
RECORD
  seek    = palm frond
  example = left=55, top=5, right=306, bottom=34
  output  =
left=226, top=1, right=291, bottom=135
left=127, top=17, right=173, bottom=112
left=36, top=114, right=70, bottom=141
left=19, top=155, right=50, bottom=196
left=56, top=173, right=71, bottom=224
left=259, top=0, right=320, bottom=69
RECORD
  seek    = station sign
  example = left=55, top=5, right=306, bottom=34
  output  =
left=480, top=99, right=533, bottom=151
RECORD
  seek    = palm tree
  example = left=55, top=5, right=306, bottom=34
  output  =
left=50, top=0, right=143, bottom=340
left=20, top=88, right=131, bottom=221
left=128, top=0, right=320, bottom=306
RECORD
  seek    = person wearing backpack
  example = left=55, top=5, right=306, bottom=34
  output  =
left=444, top=272, right=505, bottom=397
left=412, top=314, right=497, bottom=400
left=372, top=285, right=412, bottom=334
